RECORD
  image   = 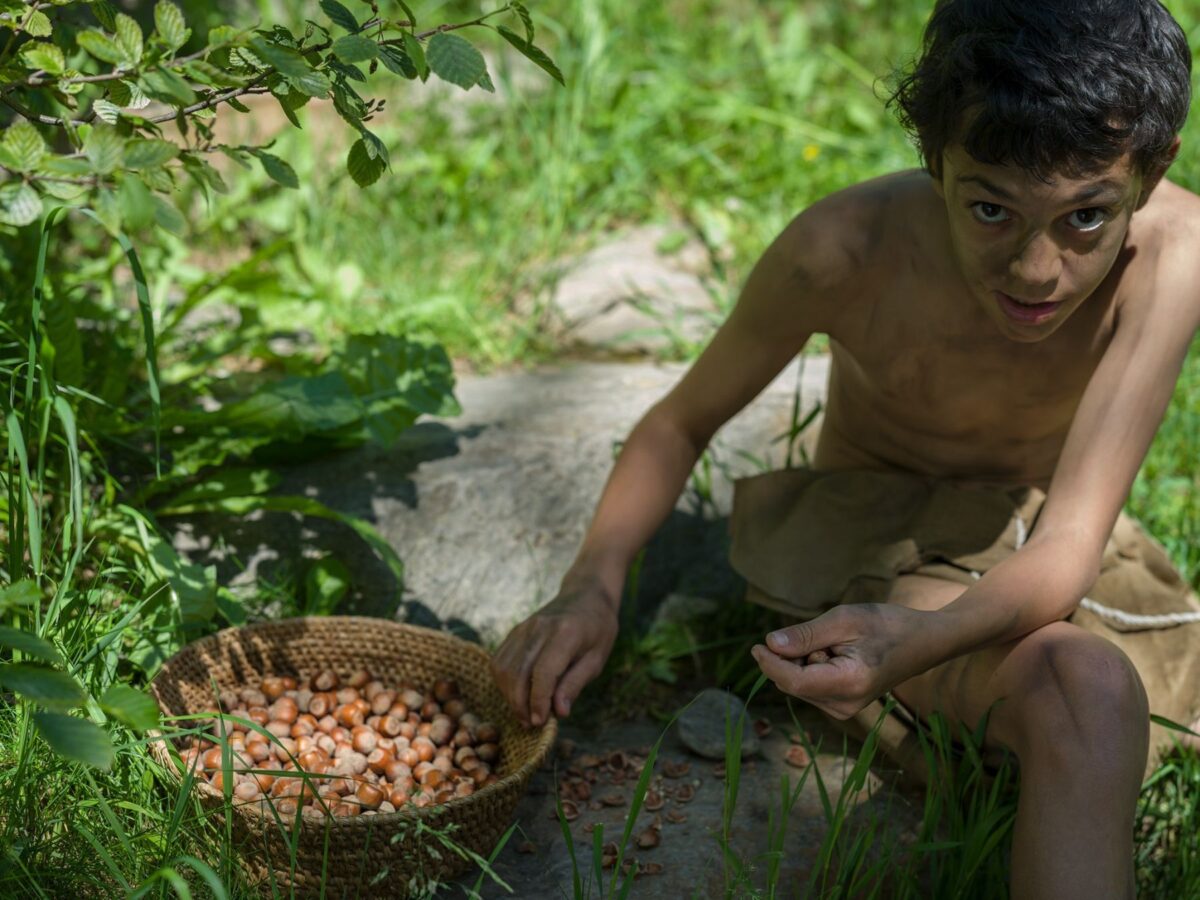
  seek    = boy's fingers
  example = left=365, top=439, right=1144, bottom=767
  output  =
left=752, top=644, right=846, bottom=700
left=765, top=620, right=825, bottom=659
left=553, top=649, right=605, bottom=718
left=528, top=636, right=581, bottom=727
left=494, top=630, right=547, bottom=726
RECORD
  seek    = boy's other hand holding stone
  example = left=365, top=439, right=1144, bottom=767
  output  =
left=751, top=604, right=935, bottom=721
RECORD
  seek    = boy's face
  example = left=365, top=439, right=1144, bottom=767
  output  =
left=932, top=143, right=1145, bottom=343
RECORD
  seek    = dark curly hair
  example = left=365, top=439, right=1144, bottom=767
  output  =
left=887, top=0, right=1192, bottom=181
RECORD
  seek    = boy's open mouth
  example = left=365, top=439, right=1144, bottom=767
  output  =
left=995, top=291, right=1063, bottom=325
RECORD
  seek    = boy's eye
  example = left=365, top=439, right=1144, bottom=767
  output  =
left=970, top=202, right=1010, bottom=225
left=1066, top=207, right=1108, bottom=232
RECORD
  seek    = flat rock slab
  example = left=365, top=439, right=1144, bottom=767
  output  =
left=173, top=356, right=831, bottom=644
left=676, top=688, right=760, bottom=760
left=451, top=702, right=922, bottom=898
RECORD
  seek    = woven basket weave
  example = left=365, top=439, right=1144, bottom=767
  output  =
left=147, top=616, right=556, bottom=897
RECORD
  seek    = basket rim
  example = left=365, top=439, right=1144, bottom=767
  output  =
left=146, top=615, right=557, bottom=828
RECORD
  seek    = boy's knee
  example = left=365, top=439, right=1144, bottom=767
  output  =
left=1009, top=625, right=1149, bottom=760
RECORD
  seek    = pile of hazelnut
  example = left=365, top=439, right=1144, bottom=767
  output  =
left=177, top=669, right=502, bottom=818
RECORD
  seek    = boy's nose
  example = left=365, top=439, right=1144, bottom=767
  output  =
left=1007, top=233, right=1062, bottom=296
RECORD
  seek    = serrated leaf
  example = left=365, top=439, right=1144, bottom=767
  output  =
left=91, top=0, right=117, bottom=31
left=90, top=99, right=121, bottom=124
left=154, top=1, right=189, bottom=53
left=512, top=1, right=534, bottom=43
left=251, top=150, right=298, bottom=188
left=0, top=626, right=61, bottom=664
left=347, top=137, right=385, bottom=187
left=152, top=195, right=185, bottom=234
left=24, top=9, right=51, bottom=38
left=118, top=175, right=155, bottom=230
left=249, top=37, right=310, bottom=80
left=427, top=32, right=484, bottom=91
left=180, top=59, right=245, bottom=88
left=20, top=41, right=65, bottom=75
left=33, top=712, right=115, bottom=769
left=99, top=684, right=160, bottom=732
left=109, top=78, right=151, bottom=110
left=114, top=13, right=143, bottom=66
left=361, top=128, right=388, bottom=164
left=92, top=187, right=122, bottom=234
left=85, top=124, right=123, bottom=173
left=140, top=66, right=196, bottom=105
left=378, top=44, right=416, bottom=79
left=332, top=34, right=377, bottom=64
left=124, top=138, right=178, bottom=169
left=496, top=26, right=564, bottom=85
left=3, top=121, right=46, bottom=171
left=0, top=663, right=84, bottom=708
left=320, top=0, right=359, bottom=33
left=287, top=68, right=331, bottom=98
left=402, top=31, right=427, bottom=80
left=0, top=183, right=42, bottom=227
left=76, top=29, right=123, bottom=65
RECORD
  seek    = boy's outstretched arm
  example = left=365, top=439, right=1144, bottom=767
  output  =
left=756, top=248, right=1200, bottom=721
left=492, top=197, right=865, bottom=727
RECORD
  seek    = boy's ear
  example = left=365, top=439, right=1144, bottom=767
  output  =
left=1137, top=135, right=1181, bottom=209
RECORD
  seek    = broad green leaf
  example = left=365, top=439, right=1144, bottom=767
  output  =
left=378, top=45, right=416, bottom=79
left=0, top=663, right=85, bottom=708
left=360, top=128, right=388, bottom=163
left=180, top=59, right=245, bottom=88
left=109, top=78, right=151, bottom=110
left=124, top=139, right=178, bottom=170
left=114, top=13, right=143, bottom=66
left=320, top=0, right=359, bottom=33
left=20, top=41, right=65, bottom=75
left=251, top=150, right=298, bottom=188
left=207, top=24, right=239, bottom=49
left=303, top=557, right=350, bottom=616
left=512, top=1, right=534, bottom=43
left=118, top=175, right=155, bottom=230
left=91, top=98, right=121, bottom=124
left=100, top=684, right=161, bottom=732
left=85, top=124, right=123, bottom=174
left=249, top=37, right=311, bottom=80
left=287, top=68, right=331, bottom=98
left=140, top=66, right=196, bottom=105
left=426, top=32, right=484, bottom=90
left=0, top=581, right=40, bottom=612
left=0, top=626, right=61, bottom=664
left=92, top=187, right=122, bottom=234
left=33, top=712, right=115, bottom=769
left=332, top=34, right=377, bottom=64
left=207, top=372, right=365, bottom=438
left=91, top=0, right=117, bottom=31
left=402, top=31, right=427, bottom=80
left=154, top=1, right=190, bottom=53
left=152, top=195, right=186, bottom=235
left=158, top=468, right=280, bottom=510
left=496, top=26, right=564, bottom=85
left=76, top=29, right=123, bottom=65
left=0, top=183, right=42, bottom=227
left=347, top=138, right=385, bottom=187
left=3, top=121, right=46, bottom=171
left=23, top=9, right=51, bottom=37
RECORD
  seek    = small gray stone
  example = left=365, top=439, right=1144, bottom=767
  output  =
left=677, top=688, right=760, bottom=760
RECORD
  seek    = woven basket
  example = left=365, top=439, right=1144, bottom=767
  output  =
left=147, top=616, right=556, bottom=897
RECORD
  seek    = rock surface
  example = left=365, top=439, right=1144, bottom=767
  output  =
left=676, top=688, right=761, bottom=760
left=171, top=355, right=831, bottom=644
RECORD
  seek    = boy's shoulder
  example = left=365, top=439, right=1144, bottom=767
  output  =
left=1117, top=178, right=1200, bottom=322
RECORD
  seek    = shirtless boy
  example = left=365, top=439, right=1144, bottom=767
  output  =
left=492, top=1, right=1200, bottom=896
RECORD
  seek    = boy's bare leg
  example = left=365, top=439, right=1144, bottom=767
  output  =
left=882, top=574, right=1149, bottom=900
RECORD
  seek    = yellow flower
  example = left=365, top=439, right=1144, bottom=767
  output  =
left=803, top=144, right=821, bottom=161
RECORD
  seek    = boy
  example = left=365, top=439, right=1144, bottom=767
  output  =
left=492, top=1, right=1200, bottom=896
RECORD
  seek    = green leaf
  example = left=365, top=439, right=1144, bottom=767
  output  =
left=24, top=9, right=51, bottom=38
left=91, top=0, right=117, bottom=31
left=426, top=32, right=484, bottom=91
left=91, top=98, right=122, bottom=124
left=512, top=1, right=534, bottom=43
left=0, top=581, right=40, bottom=612
left=20, top=41, right=65, bottom=75
left=0, top=183, right=42, bottom=227
left=378, top=44, right=416, bottom=79
left=303, top=556, right=350, bottom=616
left=249, top=37, right=311, bottom=80
left=33, top=712, right=115, bottom=769
left=402, top=31, right=427, bottom=80
left=124, top=139, right=178, bottom=170
left=140, top=66, right=197, bottom=105
left=286, top=67, right=331, bottom=98
left=76, top=29, right=123, bottom=65
left=347, top=137, right=385, bottom=187
left=154, top=1, right=190, bottom=53
left=251, top=150, right=298, bottom=189
left=3, top=121, right=46, bottom=171
left=85, top=124, right=123, bottom=174
left=0, top=663, right=85, bottom=708
left=109, top=78, right=151, bottom=110
left=118, top=175, right=155, bottom=230
left=100, top=684, right=161, bottom=732
left=159, top=468, right=280, bottom=509
left=496, top=26, right=564, bottom=85
left=152, top=195, right=186, bottom=235
left=320, top=0, right=359, bottom=33
left=0, top=626, right=61, bottom=664
left=332, top=34, right=377, bottom=64
left=180, top=59, right=245, bottom=88
left=114, top=13, right=143, bottom=66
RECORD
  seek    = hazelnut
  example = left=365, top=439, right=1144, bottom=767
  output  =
left=336, top=687, right=359, bottom=705
left=347, top=670, right=371, bottom=689
left=432, top=679, right=459, bottom=703
left=371, top=691, right=396, bottom=716
left=476, top=743, right=499, bottom=764
left=355, top=782, right=385, bottom=809
left=308, top=693, right=334, bottom=718
left=313, top=670, right=339, bottom=692
left=260, top=677, right=286, bottom=701
left=363, top=680, right=385, bottom=701
left=443, top=698, right=466, bottom=720
left=476, top=723, right=499, bottom=744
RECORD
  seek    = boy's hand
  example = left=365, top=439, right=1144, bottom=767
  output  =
left=750, top=604, right=933, bottom=720
left=491, top=577, right=619, bottom=728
